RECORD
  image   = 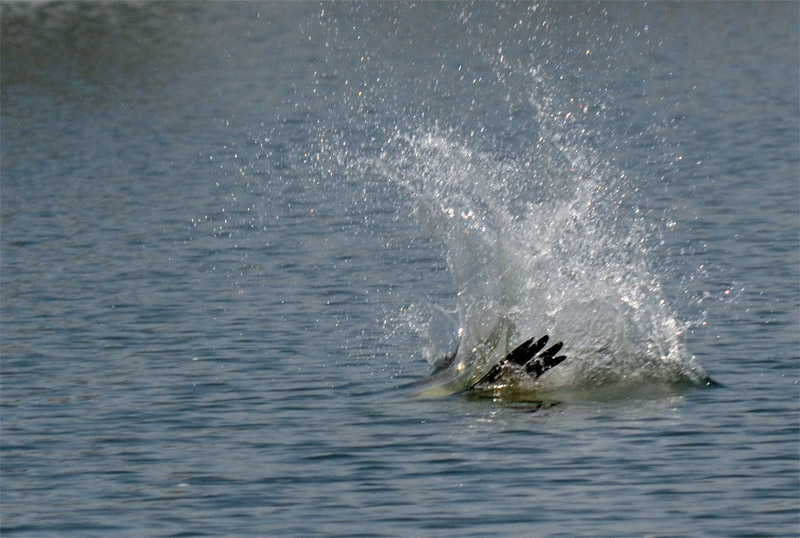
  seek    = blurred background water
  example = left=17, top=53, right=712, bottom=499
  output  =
left=1, top=2, right=798, bottom=536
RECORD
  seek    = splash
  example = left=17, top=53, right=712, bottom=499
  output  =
left=377, top=126, right=709, bottom=398
left=316, top=3, right=711, bottom=398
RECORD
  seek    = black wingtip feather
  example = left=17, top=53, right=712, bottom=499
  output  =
left=537, top=341, right=563, bottom=361
left=470, top=335, right=569, bottom=390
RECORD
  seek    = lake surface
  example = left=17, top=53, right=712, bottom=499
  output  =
left=2, top=2, right=798, bottom=536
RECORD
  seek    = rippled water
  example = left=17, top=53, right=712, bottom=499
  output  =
left=2, top=2, right=798, bottom=536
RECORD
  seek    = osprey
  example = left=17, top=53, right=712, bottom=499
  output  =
left=410, top=329, right=568, bottom=398
left=468, top=335, right=566, bottom=389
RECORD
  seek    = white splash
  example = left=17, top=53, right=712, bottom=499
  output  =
left=378, top=130, right=709, bottom=398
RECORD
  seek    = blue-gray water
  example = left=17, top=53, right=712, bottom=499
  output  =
left=2, top=2, right=798, bottom=536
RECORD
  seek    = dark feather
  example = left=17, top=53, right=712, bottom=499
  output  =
left=470, top=335, right=567, bottom=389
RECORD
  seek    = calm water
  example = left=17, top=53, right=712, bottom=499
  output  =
left=2, top=2, right=798, bottom=536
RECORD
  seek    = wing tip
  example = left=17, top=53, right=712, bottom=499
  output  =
left=470, top=334, right=568, bottom=390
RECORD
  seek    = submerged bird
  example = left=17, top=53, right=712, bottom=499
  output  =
left=411, top=328, right=568, bottom=398
left=468, top=334, right=567, bottom=390
left=438, top=334, right=567, bottom=389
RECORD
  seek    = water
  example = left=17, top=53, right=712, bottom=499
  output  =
left=2, top=2, right=798, bottom=536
